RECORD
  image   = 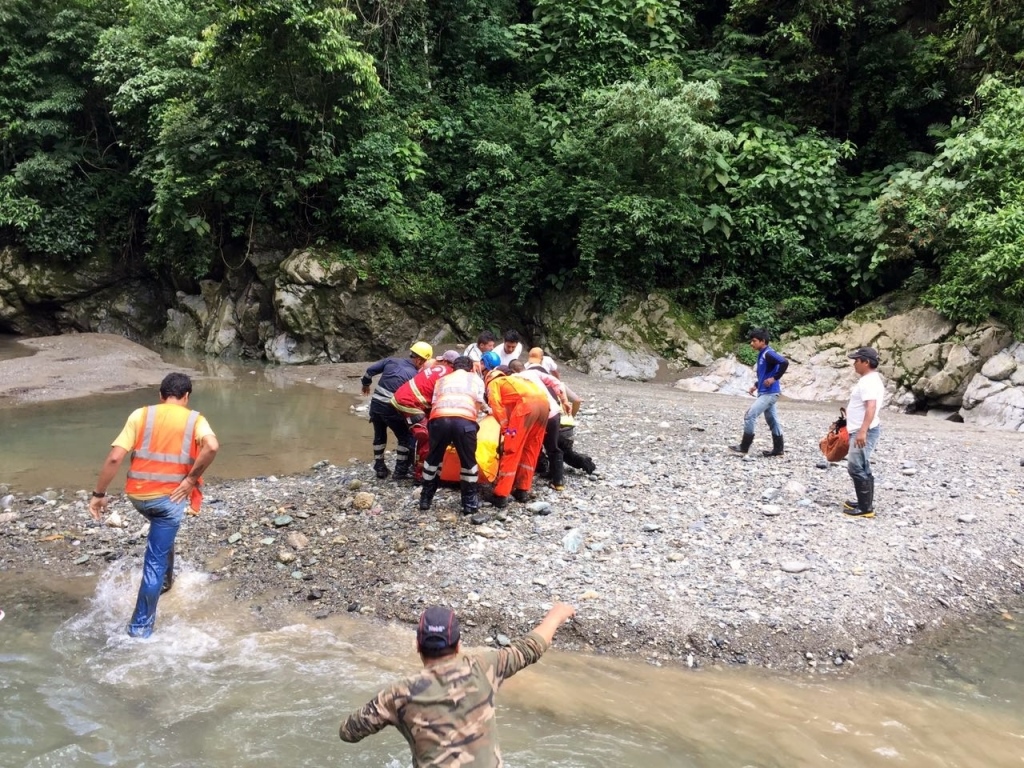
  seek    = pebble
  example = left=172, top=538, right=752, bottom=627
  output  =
left=273, top=515, right=293, bottom=527
left=0, top=511, right=19, bottom=524
left=902, top=468, right=918, bottom=476
left=278, top=550, right=297, bottom=564
left=353, top=492, right=375, bottom=510
left=228, top=532, right=242, bottom=544
left=761, top=505, right=782, bottom=517
left=496, top=634, right=511, bottom=647
left=347, top=479, right=363, bottom=491
left=527, top=502, right=553, bottom=515
left=780, top=561, right=810, bottom=574
left=0, top=494, right=15, bottom=510
left=562, top=529, right=584, bottom=554
left=957, top=514, right=976, bottom=524
left=474, top=526, right=497, bottom=539
left=286, top=532, right=309, bottom=550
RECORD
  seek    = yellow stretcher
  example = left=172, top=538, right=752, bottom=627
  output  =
left=439, top=415, right=500, bottom=483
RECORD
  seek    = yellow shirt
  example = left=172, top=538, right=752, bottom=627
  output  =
left=113, top=407, right=215, bottom=502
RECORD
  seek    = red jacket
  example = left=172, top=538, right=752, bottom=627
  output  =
left=390, top=364, right=450, bottom=417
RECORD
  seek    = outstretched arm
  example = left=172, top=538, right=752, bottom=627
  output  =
left=532, top=602, right=576, bottom=645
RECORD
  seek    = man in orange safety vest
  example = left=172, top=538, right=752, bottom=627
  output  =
left=88, top=372, right=219, bottom=638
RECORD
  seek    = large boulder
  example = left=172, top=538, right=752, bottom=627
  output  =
left=539, top=292, right=720, bottom=380
left=0, top=247, right=164, bottom=340
left=959, top=342, right=1024, bottom=430
left=163, top=249, right=453, bottom=363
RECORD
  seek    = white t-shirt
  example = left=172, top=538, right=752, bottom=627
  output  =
left=463, top=343, right=484, bottom=363
left=846, top=370, right=884, bottom=431
left=526, top=357, right=558, bottom=374
left=497, top=342, right=523, bottom=366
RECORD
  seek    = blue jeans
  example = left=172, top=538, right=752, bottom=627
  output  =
left=743, top=393, right=782, bottom=437
left=127, top=495, right=187, bottom=638
left=847, top=426, right=881, bottom=483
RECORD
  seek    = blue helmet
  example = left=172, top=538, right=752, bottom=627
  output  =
left=481, top=350, right=501, bottom=370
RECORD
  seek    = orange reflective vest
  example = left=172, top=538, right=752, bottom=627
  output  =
left=126, top=404, right=203, bottom=509
left=430, top=370, right=483, bottom=421
left=485, top=375, right=547, bottom=428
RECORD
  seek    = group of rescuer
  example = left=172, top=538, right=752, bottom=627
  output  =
left=361, top=331, right=594, bottom=519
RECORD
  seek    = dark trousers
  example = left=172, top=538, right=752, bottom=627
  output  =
left=423, top=417, right=479, bottom=482
left=543, top=413, right=564, bottom=485
left=370, top=406, right=414, bottom=467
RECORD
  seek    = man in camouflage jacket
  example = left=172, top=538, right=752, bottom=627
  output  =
left=339, top=602, right=576, bottom=766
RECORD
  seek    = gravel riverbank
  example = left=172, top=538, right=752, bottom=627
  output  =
left=2, top=341, right=1024, bottom=672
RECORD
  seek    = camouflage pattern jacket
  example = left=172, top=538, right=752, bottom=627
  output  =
left=339, top=631, right=550, bottom=766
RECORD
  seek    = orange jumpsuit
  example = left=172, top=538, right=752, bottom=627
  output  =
left=486, top=375, right=549, bottom=497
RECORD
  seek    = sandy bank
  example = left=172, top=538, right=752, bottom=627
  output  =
left=0, top=334, right=198, bottom=406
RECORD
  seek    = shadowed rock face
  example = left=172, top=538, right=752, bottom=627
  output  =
left=0, top=247, right=165, bottom=340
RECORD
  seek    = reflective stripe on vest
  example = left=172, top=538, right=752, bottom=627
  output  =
left=126, top=404, right=200, bottom=493
left=431, top=372, right=479, bottom=421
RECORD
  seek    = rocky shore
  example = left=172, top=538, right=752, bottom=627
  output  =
left=3, top=347, right=1024, bottom=673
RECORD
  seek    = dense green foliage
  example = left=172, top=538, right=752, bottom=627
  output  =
left=2, top=0, right=1024, bottom=332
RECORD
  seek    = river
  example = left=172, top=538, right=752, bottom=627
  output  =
left=2, top=344, right=1024, bottom=765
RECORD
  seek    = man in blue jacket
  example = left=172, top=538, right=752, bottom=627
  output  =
left=362, top=342, right=433, bottom=479
left=730, top=328, right=788, bottom=457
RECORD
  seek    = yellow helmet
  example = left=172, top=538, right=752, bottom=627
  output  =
left=409, top=341, right=433, bottom=360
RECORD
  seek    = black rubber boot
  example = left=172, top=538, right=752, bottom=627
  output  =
left=373, top=458, right=390, bottom=480
left=460, top=481, right=480, bottom=516
left=762, top=434, right=784, bottom=457
left=843, top=478, right=875, bottom=517
left=160, top=548, right=175, bottom=595
left=419, top=478, right=438, bottom=511
left=729, top=433, right=754, bottom=454
left=392, top=459, right=411, bottom=481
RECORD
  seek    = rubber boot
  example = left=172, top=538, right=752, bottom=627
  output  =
left=419, top=478, right=438, bottom=511
left=729, top=433, right=754, bottom=454
left=843, top=478, right=875, bottom=517
left=373, top=458, right=390, bottom=480
left=460, top=481, right=480, bottom=516
left=392, top=459, right=411, bottom=481
left=160, top=548, right=174, bottom=595
left=762, top=434, right=784, bottom=457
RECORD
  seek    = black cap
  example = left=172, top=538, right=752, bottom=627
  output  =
left=417, top=606, right=460, bottom=656
left=847, top=347, right=879, bottom=363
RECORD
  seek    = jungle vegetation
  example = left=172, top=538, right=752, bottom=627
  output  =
left=2, top=0, right=1023, bottom=333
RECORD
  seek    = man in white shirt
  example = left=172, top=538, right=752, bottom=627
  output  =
left=496, top=330, right=523, bottom=366
left=843, top=347, right=885, bottom=518
left=463, top=331, right=497, bottom=371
